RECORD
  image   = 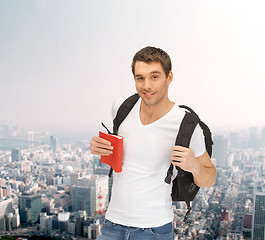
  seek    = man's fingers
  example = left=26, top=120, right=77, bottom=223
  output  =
left=171, top=151, right=183, bottom=158
left=172, top=160, right=181, bottom=163
left=172, top=159, right=182, bottom=167
left=172, top=145, right=188, bottom=151
left=91, top=144, right=113, bottom=155
left=171, top=156, right=181, bottom=162
left=93, top=149, right=113, bottom=156
left=93, top=136, right=112, bottom=146
left=91, top=136, right=113, bottom=150
left=96, top=142, right=114, bottom=151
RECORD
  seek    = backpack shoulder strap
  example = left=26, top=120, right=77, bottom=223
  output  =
left=179, top=105, right=213, bottom=157
left=113, top=93, right=140, bottom=135
left=108, top=93, right=140, bottom=177
left=175, top=110, right=200, bottom=148
left=164, top=109, right=200, bottom=184
left=198, top=121, right=213, bottom=157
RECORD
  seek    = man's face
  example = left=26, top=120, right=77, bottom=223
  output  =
left=134, top=61, right=172, bottom=107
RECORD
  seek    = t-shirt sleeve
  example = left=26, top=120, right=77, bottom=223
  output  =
left=189, top=124, right=206, bottom=157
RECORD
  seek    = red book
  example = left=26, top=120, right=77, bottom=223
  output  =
left=99, top=131, right=123, bottom=173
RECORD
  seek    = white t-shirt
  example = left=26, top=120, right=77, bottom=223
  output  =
left=105, top=96, right=206, bottom=228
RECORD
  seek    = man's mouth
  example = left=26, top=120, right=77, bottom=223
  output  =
left=143, top=92, right=156, bottom=98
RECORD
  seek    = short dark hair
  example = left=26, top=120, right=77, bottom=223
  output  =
left=131, top=46, right=172, bottom=77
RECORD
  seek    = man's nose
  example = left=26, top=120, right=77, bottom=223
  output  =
left=143, top=79, right=152, bottom=90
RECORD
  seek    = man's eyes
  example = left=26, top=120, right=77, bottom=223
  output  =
left=135, top=76, right=159, bottom=80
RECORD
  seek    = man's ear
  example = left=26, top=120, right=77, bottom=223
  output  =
left=167, top=70, right=173, bottom=86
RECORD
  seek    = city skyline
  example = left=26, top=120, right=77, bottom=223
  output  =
left=0, top=1, right=265, bottom=135
left=0, top=117, right=264, bottom=239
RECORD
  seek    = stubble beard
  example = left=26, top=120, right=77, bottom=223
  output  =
left=140, top=90, right=168, bottom=108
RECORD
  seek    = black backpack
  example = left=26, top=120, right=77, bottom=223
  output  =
left=102, top=93, right=213, bottom=222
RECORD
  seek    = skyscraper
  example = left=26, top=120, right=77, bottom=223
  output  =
left=0, top=199, right=13, bottom=219
left=70, top=172, right=80, bottom=187
left=40, top=212, right=53, bottom=235
left=72, top=186, right=95, bottom=216
left=94, top=166, right=113, bottom=201
left=252, top=187, right=265, bottom=240
left=212, top=135, right=228, bottom=168
left=18, top=193, right=42, bottom=223
left=229, top=132, right=240, bottom=149
left=249, top=127, right=258, bottom=149
left=262, top=156, right=265, bottom=176
left=72, top=175, right=108, bottom=216
left=11, top=148, right=21, bottom=162
left=262, top=127, right=265, bottom=147
left=50, top=136, right=57, bottom=152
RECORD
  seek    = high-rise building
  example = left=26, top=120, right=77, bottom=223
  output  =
left=70, top=172, right=80, bottom=187
left=50, top=136, right=57, bottom=152
left=28, top=130, right=34, bottom=149
left=72, top=186, right=95, bottom=217
left=72, top=175, right=108, bottom=216
left=40, top=213, right=47, bottom=231
left=76, top=216, right=84, bottom=237
left=229, top=132, right=240, bottom=149
left=58, top=212, right=70, bottom=233
left=78, top=175, right=108, bottom=215
left=258, top=155, right=265, bottom=177
left=12, top=148, right=21, bottom=162
left=0, top=199, right=20, bottom=231
left=0, top=199, right=13, bottom=218
left=5, top=213, right=13, bottom=231
left=249, top=127, right=258, bottom=149
left=243, top=213, right=252, bottom=238
left=11, top=209, right=20, bottom=229
left=94, top=166, right=113, bottom=201
left=18, top=193, right=42, bottom=223
left=67, top=219, right=75, bottom=235
left=1, top=186, right=11, bottom=198
left=262, top=127, right=265, bottom=147
left=86, top=219, right=100, bottom=239
left=212, top=135, right=228, bottom=168
left=262, top=156, right=265, bottom=176
left=0, top=217, right=6, bottom=231
left=0, top=200, right=12, bottom=232
left=252, top=187, right=265, bottom=240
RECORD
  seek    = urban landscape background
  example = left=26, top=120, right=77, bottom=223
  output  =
left=0, top=123, right=264, bottom=239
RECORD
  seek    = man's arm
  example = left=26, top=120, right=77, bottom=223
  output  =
left=171, top=146, right=217, bottom=188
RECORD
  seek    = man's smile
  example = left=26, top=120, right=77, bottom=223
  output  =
left=143, top=92, right=156, bottom=98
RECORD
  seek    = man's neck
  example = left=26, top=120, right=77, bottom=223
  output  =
left=140, top=98, right=175, bottom=125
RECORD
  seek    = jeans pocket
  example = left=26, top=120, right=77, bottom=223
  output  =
left=147, top=222, right=173, bottom=237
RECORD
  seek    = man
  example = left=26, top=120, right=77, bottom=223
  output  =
left=90, top=46, right=217, bottom=240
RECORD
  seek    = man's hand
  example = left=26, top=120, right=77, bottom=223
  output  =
left=171, top=146, right=199, bottom=173
left=171, top=145, right=217, bottom=188
left=90, top=136, right=113, bottom=156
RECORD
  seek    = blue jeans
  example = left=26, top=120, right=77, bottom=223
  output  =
left=97, top=219, right=174, bottom=240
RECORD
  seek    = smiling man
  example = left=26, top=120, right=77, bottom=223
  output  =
left=90, top=46, right=217, bottom=240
